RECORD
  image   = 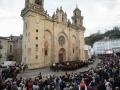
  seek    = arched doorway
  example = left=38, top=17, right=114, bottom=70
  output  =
left=59, top=48, right=66, bottom=63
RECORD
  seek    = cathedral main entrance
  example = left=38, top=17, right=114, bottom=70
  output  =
left=59, top=48, right=66, bottom=63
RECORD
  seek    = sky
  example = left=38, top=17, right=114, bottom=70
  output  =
left=0, top=0, right=120, bottom=37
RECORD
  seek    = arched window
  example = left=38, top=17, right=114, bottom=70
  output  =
left=35, top=0, right=42, bottom=5
left=44, top=41, right=48, bottom=56
left=58, top=36, right=65, bottom=46
left=45, top=49, right=48, bottom=56
left=73, top=49, right=74, bottom=54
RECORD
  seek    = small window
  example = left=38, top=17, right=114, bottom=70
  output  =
left=36, top=44, right=38, bottom=47
left=35, top=0, right=41, bottom=5
left=36, top=29, right=38, bottom=32
left=45, top=49, right=48, bottom=56
left=36, top=37, right=38, bottom=40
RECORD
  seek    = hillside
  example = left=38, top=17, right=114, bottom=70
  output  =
left=85, top=27, right=120, bottom=47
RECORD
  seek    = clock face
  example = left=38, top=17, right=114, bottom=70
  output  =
left=58, top=36, right=65, bottom=46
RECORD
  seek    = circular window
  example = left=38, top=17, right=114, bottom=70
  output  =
left=58, top=36, right=65, bottom=46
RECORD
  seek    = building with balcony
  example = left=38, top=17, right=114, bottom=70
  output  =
left=93, top=38, right=120, bottom=56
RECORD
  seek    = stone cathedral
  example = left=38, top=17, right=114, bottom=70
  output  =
left=21, top=0, right=86, bottom=69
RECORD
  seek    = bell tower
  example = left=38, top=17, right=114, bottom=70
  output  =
left=72, top=6, right=83, bottom=26
left=21, top=0, right=45, bottom=69
left=21, top=0, right=44, bottom=17
left=25, top=0, right=44, bottom=6
left=35, top=0, right=44, bottom=7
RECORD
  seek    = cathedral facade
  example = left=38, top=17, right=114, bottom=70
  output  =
left=21, top=0, right=86, bottom=69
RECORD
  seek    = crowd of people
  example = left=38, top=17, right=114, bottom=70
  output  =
left=0, top=55, right=120, bottom=90
left=50, top=60, right=91, bottom=71
left=1, top=64, right=27, bottom=80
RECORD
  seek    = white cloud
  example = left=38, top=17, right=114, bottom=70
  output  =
left=0, top=0, right=24, bottom=36
left=0, top=0, right=120, bottom=37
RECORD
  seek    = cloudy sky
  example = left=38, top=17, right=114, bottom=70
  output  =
left=0, top=0, right=120, bottom=37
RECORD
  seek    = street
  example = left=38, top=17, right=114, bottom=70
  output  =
left=17, top=59, right=101, bottom=78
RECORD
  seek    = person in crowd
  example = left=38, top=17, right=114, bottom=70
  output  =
left=63, top=84, right=70, bottom=90
left=26, top=78, right=33, bottom=90
left=0, top=55, right=120, bottom=90
left=79, top=79, right=87, bottom=90
left=11, top=82, right=18, bottom=90
left=32, top=82, right=39, bottom=90
left=105, top=79, right=112, bottom=90
left=38, top=72, right=42, bottom=80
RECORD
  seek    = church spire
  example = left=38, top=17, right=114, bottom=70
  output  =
left=76, top=0, right=78, bottom=9
left=72, top=4, right=83, bottom=26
